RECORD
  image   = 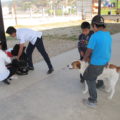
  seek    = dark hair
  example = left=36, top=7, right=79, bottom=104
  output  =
left=91, top=15, right=106, bottom=28
left=6, top=26, right=16, bottom=35
left=81, top=22, right=90, bottom=29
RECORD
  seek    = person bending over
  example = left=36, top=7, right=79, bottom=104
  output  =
left=6, top=27, right=54, bottom=74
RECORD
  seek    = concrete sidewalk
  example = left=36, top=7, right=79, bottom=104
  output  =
left=0, top=33, right=120, bottom=120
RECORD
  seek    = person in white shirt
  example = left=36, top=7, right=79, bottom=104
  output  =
left=0, top=41, right=16, bottom=85
left=6, top=27, right=54, bottom=74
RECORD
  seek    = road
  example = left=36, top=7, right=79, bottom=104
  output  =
left=0, top=33, right=120, bottom=120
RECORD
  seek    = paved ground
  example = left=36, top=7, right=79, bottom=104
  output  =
left=0, top=33, right=120, bottom=120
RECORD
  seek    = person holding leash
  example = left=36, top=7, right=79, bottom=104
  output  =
left=6, top=27, right=54, bottom=74
left=82, top=15, right=112, bottom=108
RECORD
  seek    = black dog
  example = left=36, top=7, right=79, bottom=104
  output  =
left=11, top=44, right=29, bottom=75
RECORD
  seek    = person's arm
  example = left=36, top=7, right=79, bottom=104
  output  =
left=83, top=34, right=96, bottom=62
left=83, top=48, right=92, bottom=62
left=80, top=51, right=84, bottom=57
left=2, top=51, right=11, bottom=64
left=78, top=34, right=83, bottom=54
left=17, top=43, right=24, bottom=60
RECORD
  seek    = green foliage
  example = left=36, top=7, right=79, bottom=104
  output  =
left=47, top=9, right=54, bottom=15
left=56, top=9, right=63, bottom=16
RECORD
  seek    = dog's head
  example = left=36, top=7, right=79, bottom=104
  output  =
left=67, top=60, right=81, bottom=70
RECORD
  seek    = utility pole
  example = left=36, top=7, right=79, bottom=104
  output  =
left=92, top=0, right=94, bottom=15
left=117, top=0, right=118, bottom=11
left=13, top=0, right=18, bottom=25
left=0, top=0, right=7, bottom=50
left=98, top=0, right=101, bottom=15
left=116, top=0, right=119, bottom=22
left=81, top=0, right=84, bottom=20
left=65, top=0, right=68, bottom=8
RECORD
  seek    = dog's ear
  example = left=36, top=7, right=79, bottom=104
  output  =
left=117, top=67, right=120, bottom=72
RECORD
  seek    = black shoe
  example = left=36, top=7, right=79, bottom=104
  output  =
left=3, top=79, right=10, bottom=85
left=47, top=68, right=54, bottom=74
left=80, top=74, right=85, bottom=83
left=28, top=66, right=34, bottom=71
left=9, top=78, right=12, bottom=81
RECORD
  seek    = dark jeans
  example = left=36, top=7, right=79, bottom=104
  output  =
left=78, top=47, right=86, bottom=60
left=26, top=37, right=53, bottom=69
left=83, top=64, right=105, bottom=103
left=7, top=67, right=16, bottom=79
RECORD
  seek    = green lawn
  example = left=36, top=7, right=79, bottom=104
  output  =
left=101, top=0, right=120, bottom=15
left=101, top=8, right=117, bottom=15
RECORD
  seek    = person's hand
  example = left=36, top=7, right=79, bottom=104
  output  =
left=83, top=57, right=90, bottom=63
left=86, top=57, right=90, bottom=63
left=80, top=51, right=84, bottom=57
left=16, top=56, right=19, bottom=61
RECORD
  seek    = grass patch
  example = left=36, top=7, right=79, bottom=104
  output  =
left=69, top=35, right=78, bottom=41
left=101, top=8, right=116, bottom=15
left=7, top=22, right=120, bottom=42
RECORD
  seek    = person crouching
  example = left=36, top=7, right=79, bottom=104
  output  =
left=0, top=41, right=16, bottom=85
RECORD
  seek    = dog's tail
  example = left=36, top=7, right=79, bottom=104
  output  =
left=117, top=67, right=120, bottom=72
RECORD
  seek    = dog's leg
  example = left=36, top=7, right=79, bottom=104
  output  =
left=83, top=80, right=88, bottom=94
left=108, top=88, right=115, bottom=100
left=108, top=75, right=119, bottom=99
left=105, top=88, right=111, bottom=93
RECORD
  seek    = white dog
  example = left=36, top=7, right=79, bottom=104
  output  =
left=68, top=60, right=120, bottom=99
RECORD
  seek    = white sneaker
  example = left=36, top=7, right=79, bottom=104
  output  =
left=10, top=75, right=18, bottom=80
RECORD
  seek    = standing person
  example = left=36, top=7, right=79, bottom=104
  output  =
left=78, top=22, right=94, bottom=60
left=82, top=15, right=112, bottom=108
left=0, top=41, right=16, bottom=85
left=6, top=27, right=54, bottom=74
left=78, top=22, right=94, bottom=83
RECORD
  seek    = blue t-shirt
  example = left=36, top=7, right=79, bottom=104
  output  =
left=87, top=31, right=112, bottom=65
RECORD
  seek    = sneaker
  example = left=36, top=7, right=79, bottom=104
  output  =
left=10, top=75, right=18, bottom=80
left=3, top=79, right=10, bottom=85
left=82, top=99, right=97, bottom=108
left=47, top=68, right=54, bottom=74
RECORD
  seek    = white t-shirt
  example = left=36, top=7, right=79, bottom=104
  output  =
left=16, top=28, right=42, bottom=45
left=0, top=50, right=11, bottom=81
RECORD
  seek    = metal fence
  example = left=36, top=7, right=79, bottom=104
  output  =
left=1, top=0, right=120, bottom=26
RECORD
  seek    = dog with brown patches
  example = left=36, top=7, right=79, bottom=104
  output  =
left=68, top=60, right=120, bottom=99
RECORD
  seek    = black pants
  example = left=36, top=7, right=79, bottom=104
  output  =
left=7, top=67, right=16, bottom=79
left=26, top=37, right=53, bottom=69
left=78, top=47, right=86, bottom=60
left=83, top=64, right=105, bottom=103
